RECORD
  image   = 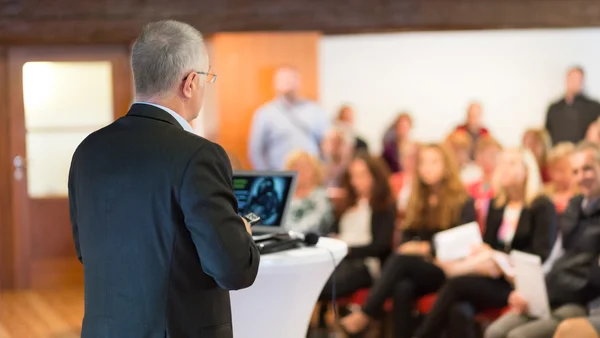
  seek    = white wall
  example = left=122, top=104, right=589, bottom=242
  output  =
left=319, top=28, right=600, bottom=153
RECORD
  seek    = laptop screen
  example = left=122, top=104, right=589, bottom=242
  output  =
left=232, top=171, right=296, bottom=228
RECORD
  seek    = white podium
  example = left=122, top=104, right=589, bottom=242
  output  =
left=230, top=237, right=348, bottom=338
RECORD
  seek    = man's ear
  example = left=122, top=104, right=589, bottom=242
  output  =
left=182, top=72, right=196, bottom=99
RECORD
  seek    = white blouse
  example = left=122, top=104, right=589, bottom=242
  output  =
left=339, top=199, right=380, bottom=277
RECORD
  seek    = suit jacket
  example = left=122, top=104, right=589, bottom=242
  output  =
left=484, top=195, right=556, bottom=261
left=68, top=103, right=260, bottom=338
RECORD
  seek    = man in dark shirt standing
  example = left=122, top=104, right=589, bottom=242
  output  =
left=545, top=66, right=600, bottom=145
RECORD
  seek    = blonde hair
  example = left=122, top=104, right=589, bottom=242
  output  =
left=445, top=130, right=473, bottom=152
left=493, top=148, right=544, bottom=207
left=475, top=135, right=502, bottom=154
left=285, top=151, right=324, bottom=186
left=547, top=142, right=576, bottom=166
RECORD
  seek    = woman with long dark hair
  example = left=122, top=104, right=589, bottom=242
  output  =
left=319, top=151, right=396, bottom=300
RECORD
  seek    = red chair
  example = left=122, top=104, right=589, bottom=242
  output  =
left=416, top=293, right=438, bottom=314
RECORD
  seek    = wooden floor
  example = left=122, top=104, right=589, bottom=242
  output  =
left=0, top=287, right=83, bottom=338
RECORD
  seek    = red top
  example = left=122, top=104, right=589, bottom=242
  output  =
left=455, top=124, right=490, bottom=137
left=540, top=166, right=552, bottom=184
left=467, top=180, right=495, bottom=233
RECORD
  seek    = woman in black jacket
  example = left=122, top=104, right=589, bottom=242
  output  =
left=319, top=151, right=396, bottom=301
left=414, top=148, right=557, bottom=338
left=339, top=143, right=476, bottom=338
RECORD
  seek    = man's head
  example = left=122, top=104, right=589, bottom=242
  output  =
left=566, top=66, right=584, bottom=97
left=131, top=20, right=210, bottom=122
left=570, top=141, right=600, bottom=198
left=466, top=102, right=483, bottom=130
left=273, top=66, right=300, bottom=101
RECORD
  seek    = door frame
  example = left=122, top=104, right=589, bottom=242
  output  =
left=6, top=45, right=132, bottom=289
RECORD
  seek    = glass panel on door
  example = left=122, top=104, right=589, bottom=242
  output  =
left=22, top=61, right=114, bottom=198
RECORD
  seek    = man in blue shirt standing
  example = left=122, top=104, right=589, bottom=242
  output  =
left=248, top=66, right=329, bottom=170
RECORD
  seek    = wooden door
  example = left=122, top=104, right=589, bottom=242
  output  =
left=210, top=32, right=320, bottom=169
left=7, top=46, right=132, bottom=289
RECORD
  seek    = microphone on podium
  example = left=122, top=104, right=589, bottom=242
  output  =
left=287, top=231, right=320, bottom=247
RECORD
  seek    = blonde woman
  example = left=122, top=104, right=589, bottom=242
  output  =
left=545, top=142, right=577, bottom=214
left=284, top=151, right=334, bottom=235
left=414, top=148, right=557, bottom=338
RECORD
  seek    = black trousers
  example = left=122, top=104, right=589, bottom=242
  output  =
left=361, top=254, right=446, bottom=338
left=415, top=275, right=512, bottom=338
left=319, top=258, right=373, bottom=301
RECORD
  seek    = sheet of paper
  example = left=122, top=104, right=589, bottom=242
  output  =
left=510, top=250, right=551, bottom=319
left=433, top=222, right=482, bottom=262
left=493, top=251, right=515, bottom=277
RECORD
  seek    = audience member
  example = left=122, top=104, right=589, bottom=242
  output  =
left=321, top=125, right=355, bottom=189
left=339, top=144, right=476, bottom=338
left=335, top=104, right=369, bottom=151
left=522, top=128, right=552, bottom=183
left=485, top=141, right=600, bottom=338
left=553, top=258, right=600, bottom=338
left=467, top=136, right=502, bottom=230
left=586, top=117, right=600, bottom=144
left=445, top=130, right=482, bottom=184
left=248, top=66, right=329, bottom=170
left=415, top=148, right=556, bottom=338
left=382, top=112, right=413, bottom=173
left=284, top=151, right=334, bottom=235
left=389, top=142, right=419, bottom=218
left=545, top=142, right=577, bottom=214
left=545, top=66, right=600, bottom=145
left=455, top=102, right=491, bottom=160
left=319, top=152, right=395, bottom=300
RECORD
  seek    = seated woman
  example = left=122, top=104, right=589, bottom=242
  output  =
left=319, top=152, right=396, bottom=301
left=445, top=130, right=482, bottom=185
left=389, top=142, right=419, bottom=217
left=413, top=148, right=557, bottom=338
left=522, top=128, right=552, bottom=183
left=284, top=151, right=334, bottom=235
left=467, top=136, right=502, bottom=231
left=339, top=143, right=476, bottom=338
left=545, top=142, right=577, bottom=214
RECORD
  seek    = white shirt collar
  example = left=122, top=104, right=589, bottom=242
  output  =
left=134, top=102, right=194, bottom=133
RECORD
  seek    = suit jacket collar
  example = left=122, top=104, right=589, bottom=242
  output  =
left=126, top=103, right=183, bottom=130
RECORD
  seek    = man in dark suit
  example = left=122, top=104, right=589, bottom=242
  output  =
left=545, top=66, right=600, bottom=145
left=68, top=20, right=260, bottom=338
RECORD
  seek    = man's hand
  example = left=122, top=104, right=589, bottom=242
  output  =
left=241, top=217, right=252, bottom=235
left=508, top=291, right=528, bottom=315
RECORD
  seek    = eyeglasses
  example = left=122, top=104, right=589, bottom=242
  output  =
left=186, top=71, right=217, bottom=83
left=198, top=71, right=217, bottom=83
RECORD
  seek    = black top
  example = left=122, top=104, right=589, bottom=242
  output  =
left=68, top=103, right=260, bottom=338
left=332, top=203, right=396, bottom=264
left=546, top=195, right=600, bottom=306
left=545, top=93, right=600, bottom=145
left=484, top=195, right=557, bottom=261
left=399, top=198, right=477, bottom=248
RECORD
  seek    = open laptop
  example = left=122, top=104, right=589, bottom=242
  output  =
left=232, top=171, right=297, bottom=238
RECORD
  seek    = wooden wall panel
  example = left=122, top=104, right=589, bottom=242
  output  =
left=1, top=0, right=600, bottom=43
left=0, top=47, right=14, bottom=290
left=211, top=32, right=320, bottom=169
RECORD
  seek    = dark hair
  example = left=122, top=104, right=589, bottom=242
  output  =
left=340, top=151, right=394, bottom=211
